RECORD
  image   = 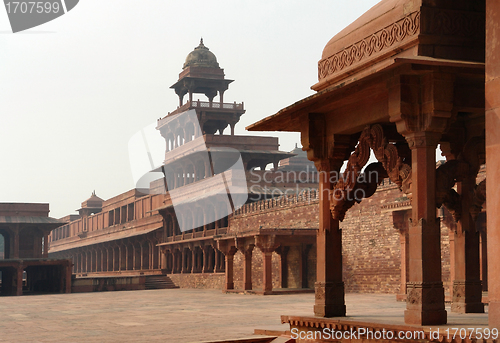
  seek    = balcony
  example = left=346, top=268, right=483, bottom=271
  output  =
left=165, top=100, right=244, bottom=118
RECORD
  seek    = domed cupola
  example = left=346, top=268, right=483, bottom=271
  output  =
left=183, top=39, right=220, bottom=69
left=170, top=38, right=234, bottom=107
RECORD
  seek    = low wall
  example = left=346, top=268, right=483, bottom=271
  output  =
left=72, top=276, right=145, bottom=293
left=168, top=273, right=224, bottom=289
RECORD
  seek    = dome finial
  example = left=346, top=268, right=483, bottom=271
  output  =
left=198, top=37, right=206, bottom=49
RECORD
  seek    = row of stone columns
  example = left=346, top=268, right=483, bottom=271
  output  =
left=0, top=261, right=72, bottom=296
left=394, top=208, right=487, bottom=312
left=164, top=158, right=212, bottom=190
left=220, top=235, right=280, bottom=294
left=302, top=69, right=484, bottom=325
left=161, top=244, right=225, bottom=274
left=53, top=236, right=162, bottom=274
left=163, top=120, right=200, bottom=153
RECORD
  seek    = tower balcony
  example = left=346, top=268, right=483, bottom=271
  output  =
left=165, top=100, right=244, bottom=118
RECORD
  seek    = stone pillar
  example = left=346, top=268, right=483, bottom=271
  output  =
left=301, top=245, right=311, bottom=289
left=451, top=177, right=484, bottom=313
left=393, top=210, right=410, bottom=301
left=280, top=246, right=289, bottom=289
left=224, top=249, right=236, bottom=291
left=16, top=264, right=23, bottom=296
left=403, top=132, right=447, bottom=325
left=214, top=248, right=221, bottom=273
left=191, top=248, right=196, bottom=273
left=219, top=90, right=224, bottom=105
left=12, top=229, right=19, bottom=259
left=172, top=250, right=178, bottom=273
left=161, top=251, right=168, bottom=271
left=389, top=71, right=454, bottom=325
left=479, top=220, right=488, bottom=291
left=314, top=160, right=346, bottom=317
left=204, top=160, right=211, bottom=178
left=260, top=251, right=272, bottom=294
left=243, top=245, right=254, bottom=290
left=486, top=0, right=500, bottom=327
left=181, top=248, right=187, bottom=273
left=202, top=246, right=212, bottom=273
left=256, top=235, right=279, bottom=295
left=65, top=262, right=72, bottom=293
left=43, top=233, right=49, bottom=258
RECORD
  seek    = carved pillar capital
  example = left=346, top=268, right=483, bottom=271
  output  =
left=389, top=72, right=455, bottom=139
left=217, top=240, right=237, bottom=256
left=255, top=235, right=280, bottom=253
left=301, top=113, right=355, bottom=173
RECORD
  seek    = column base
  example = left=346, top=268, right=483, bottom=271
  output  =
left=404, top=309, right=447, bottom=325
left=405, top=282, right=447, bottom=325
left=451, top=280, right=485, bottom=313
left=314, top=281, right=346, bottom=317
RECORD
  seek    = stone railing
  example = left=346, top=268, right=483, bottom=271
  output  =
left=191, top=100, right=244, bottom=110
left=165, top=227, right=228, bottom=242
left=233, top=189, right=319, bottom=217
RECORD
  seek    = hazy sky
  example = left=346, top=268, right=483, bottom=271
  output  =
left=0, top=0, right=381, bottom=218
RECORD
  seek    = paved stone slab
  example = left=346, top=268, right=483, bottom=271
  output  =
left=0, top=291, right=489, bottom=342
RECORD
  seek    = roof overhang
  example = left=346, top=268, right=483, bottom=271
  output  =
left=247, top=57, right=484, bottom=135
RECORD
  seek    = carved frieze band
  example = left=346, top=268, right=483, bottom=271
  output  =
left=318, top=11, right=420, bottom=80
left=425, top=9, right=485, bottom=39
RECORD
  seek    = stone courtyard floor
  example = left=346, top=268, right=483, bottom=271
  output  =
left=0, top=290, right=489, bottom=342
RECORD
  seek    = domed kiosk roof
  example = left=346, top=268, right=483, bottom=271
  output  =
left=183, top=39, right=219, bottom=69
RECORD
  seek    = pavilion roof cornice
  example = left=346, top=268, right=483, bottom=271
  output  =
left=247, top=57, right=484, bottom=134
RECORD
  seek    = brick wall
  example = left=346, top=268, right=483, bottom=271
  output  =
left=341, top=184, right=401, bottom=293
left=169, top=173, right=466, bottom=294
left=233, top=247, right=281, bottom=290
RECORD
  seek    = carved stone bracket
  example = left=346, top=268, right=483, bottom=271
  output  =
left=330, top=124, right=412, bottom=221
left=301, top=113, right=355, bottom=174
left=471, top=178, right=486, bottom=222
left=435, top=136, right=485, bottom=223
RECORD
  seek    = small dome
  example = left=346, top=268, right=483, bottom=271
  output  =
left=183, top=39, right=220, bottom=69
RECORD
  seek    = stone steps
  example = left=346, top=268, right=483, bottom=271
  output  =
left=144, top=275, right=179, bottom=290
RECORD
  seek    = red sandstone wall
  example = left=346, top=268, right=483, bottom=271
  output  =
left=168, top=273, right=225, bottom=289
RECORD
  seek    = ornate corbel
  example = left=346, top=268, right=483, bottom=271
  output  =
left=435, top=135, right=485, bottom=222
left=330, top=124, right=412, bottom=221
left=388, top=72, right=456, bottom=138
left=255, top=235, right=280, bottom=253
left=470, top=178, right=486, bottom=222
